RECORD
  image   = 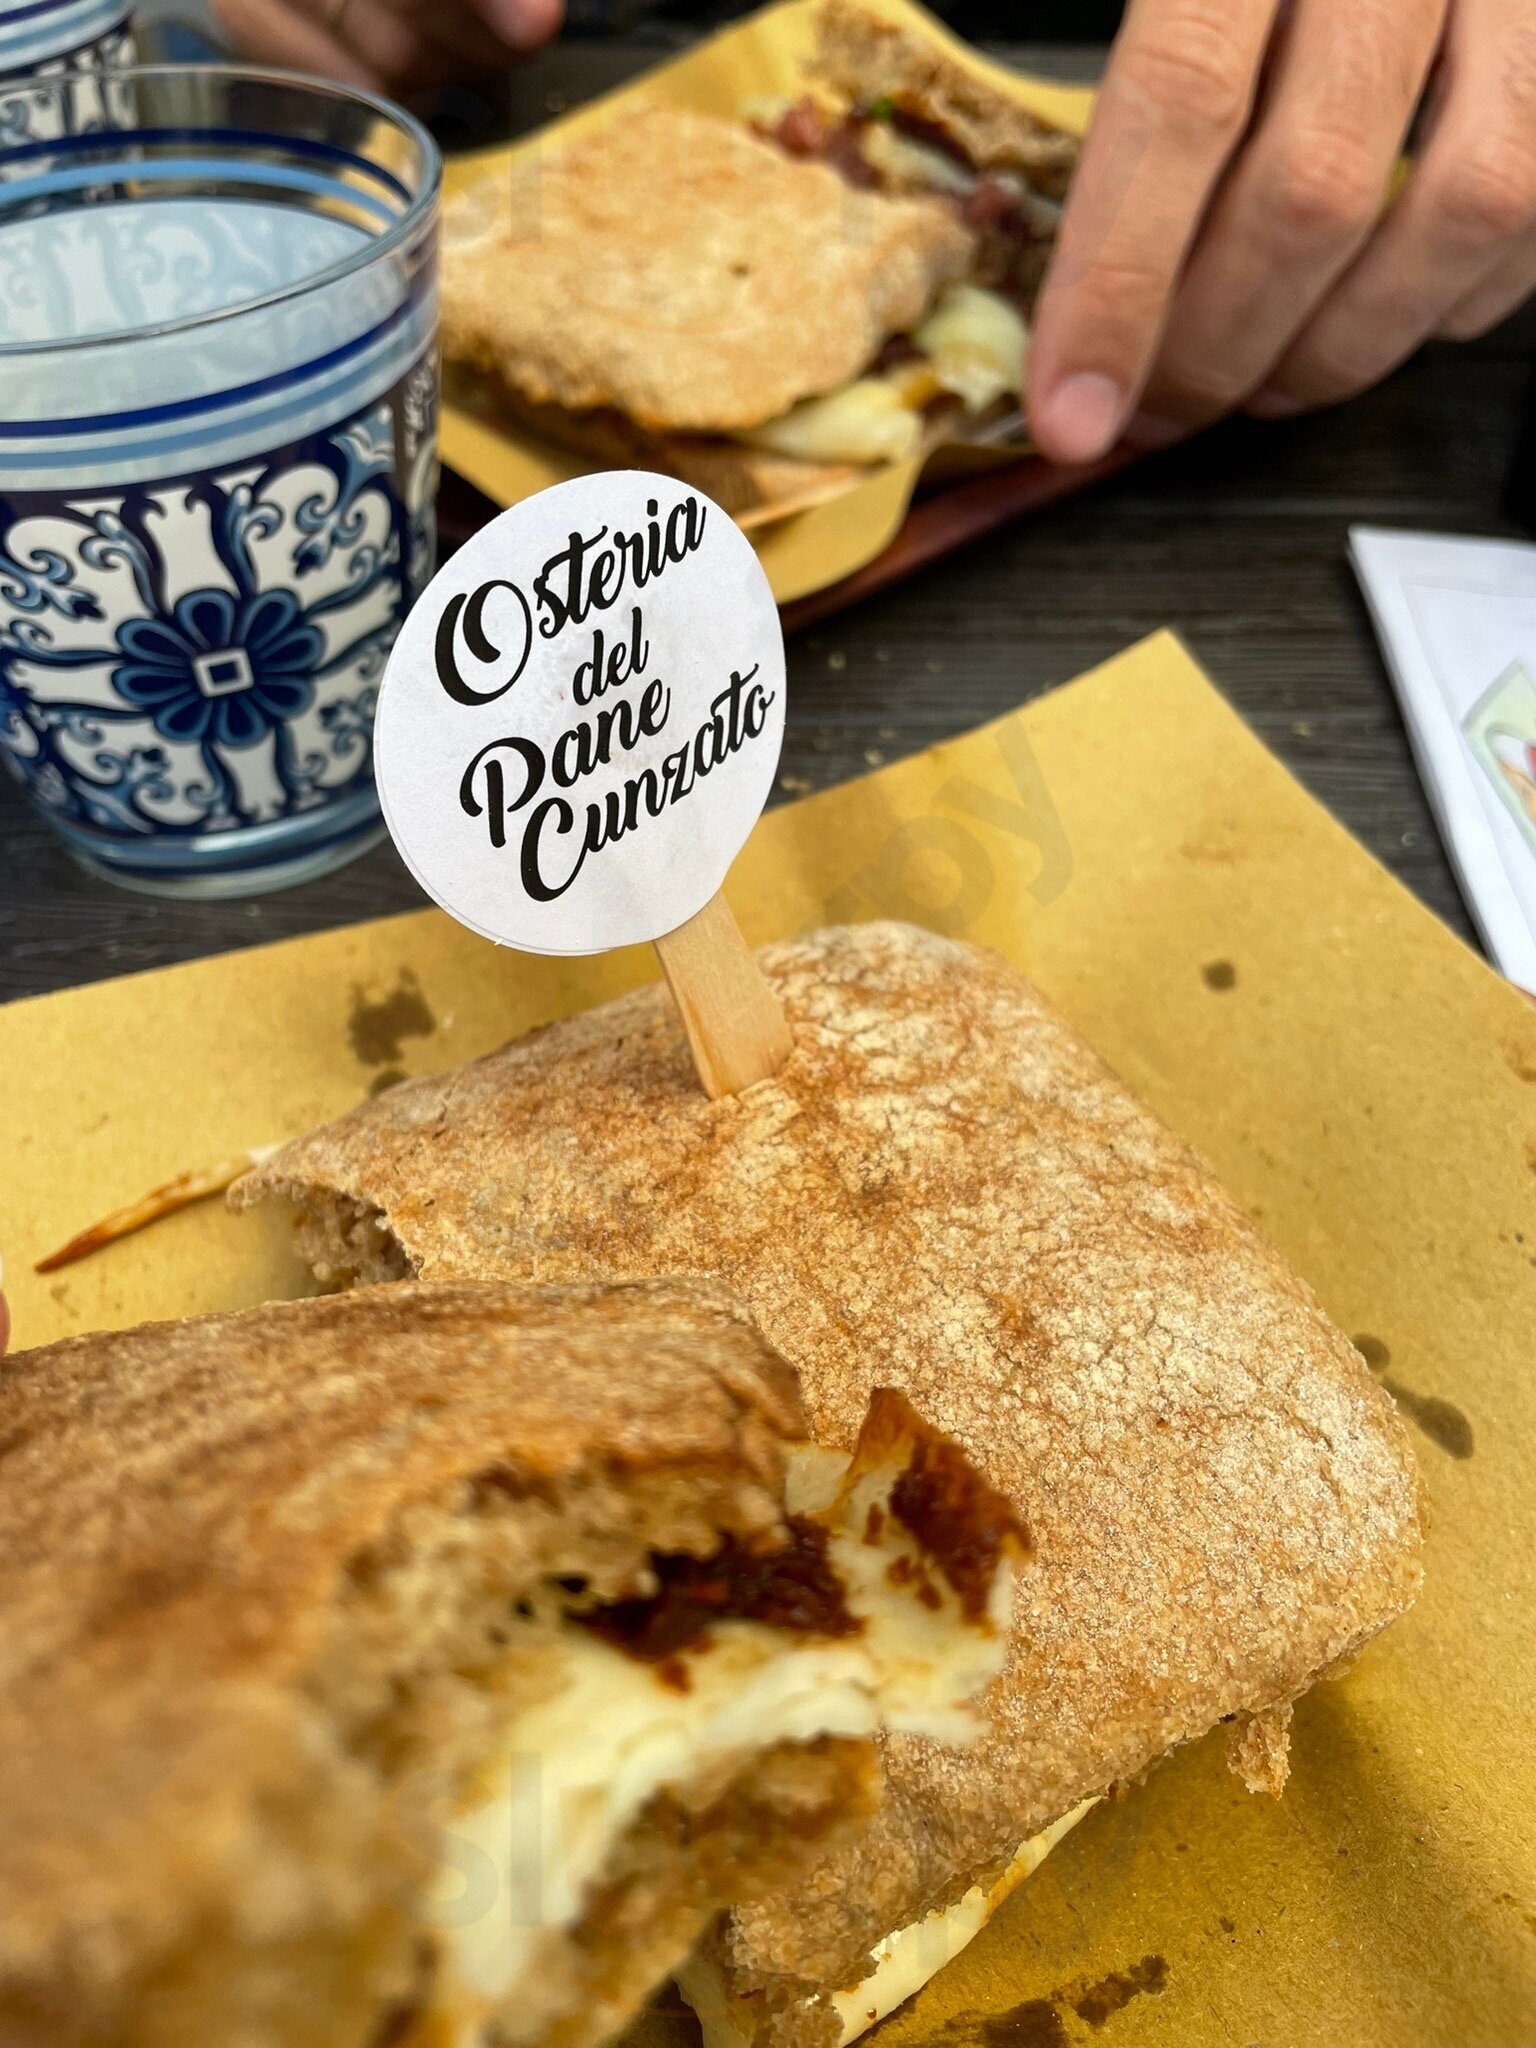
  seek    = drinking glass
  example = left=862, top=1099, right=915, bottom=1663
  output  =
left=0, top=65, right=440, bottom=894
left=0, top=0, right=134, bottom=144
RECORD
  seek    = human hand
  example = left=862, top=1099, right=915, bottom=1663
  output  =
left=1027, top=0, right=1536, bottom=461
left=211, top=0, right=561, bottom=98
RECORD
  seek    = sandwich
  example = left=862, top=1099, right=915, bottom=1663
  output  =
left=439, top=0, right=1080, bottom=521
left=0, top=1275, right=1021, bottom=2048
left=236, top=921, right=1425, bottom=2047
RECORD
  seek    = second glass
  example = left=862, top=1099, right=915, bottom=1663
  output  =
left=0, top=64, right=441, bottom=894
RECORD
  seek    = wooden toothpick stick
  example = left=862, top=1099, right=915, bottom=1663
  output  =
left=653, top=892, right=793, bottom=1100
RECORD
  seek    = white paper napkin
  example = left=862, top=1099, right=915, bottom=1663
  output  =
left=1350, top=524, right=1536, bottom=992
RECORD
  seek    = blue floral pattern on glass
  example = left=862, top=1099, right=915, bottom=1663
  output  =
left=112, top=590, right=322, bottom=749
left=0, top=355, right=438, bottom=846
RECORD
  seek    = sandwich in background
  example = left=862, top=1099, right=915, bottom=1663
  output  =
left=238, top=920, right=1424, bottom=2048
left=0, top=1277, right=1020, bottom=2048
left=440, top=0, right=1079, bottom=522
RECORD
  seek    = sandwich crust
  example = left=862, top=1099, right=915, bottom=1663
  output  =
left=439, top=101, right=974, bottom=433
left=0, top=1278, right=808, bottom=2024
left=238, top=922, right=1423, bottom=1994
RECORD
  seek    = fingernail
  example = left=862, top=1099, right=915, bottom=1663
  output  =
left=1123, top=410, right=1186, bottom=451
left=1032, top=371, right=1125, bottom=464
left=1247, top=385, right=1305, bottom=419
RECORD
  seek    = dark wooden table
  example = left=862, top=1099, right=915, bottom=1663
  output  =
left=3, top=35, right=1532, bottom=1003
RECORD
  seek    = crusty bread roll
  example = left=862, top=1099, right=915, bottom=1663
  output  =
left=238, top=922, right=1423, bottom=2048
left=0, top=1275, right=1018, bottom=2048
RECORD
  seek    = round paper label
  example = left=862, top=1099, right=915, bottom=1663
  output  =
left=374, top=471, right=785, bottom=955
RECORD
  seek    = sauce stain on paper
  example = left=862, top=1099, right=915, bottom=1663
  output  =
left=1069, top=1954, right=1168, bottom=2027
left=978, top=2001, right=1068, bottom=2048
left=1201, top=959, right=1237, bottom=992
left=1355, top=1334, right=1473, bottom=1459
left=957, top=1956, right=1170, bottom=2048
left=348, top=970, right=435, bottom=1066
left=1383, top=1381, right=1474, bottom=1459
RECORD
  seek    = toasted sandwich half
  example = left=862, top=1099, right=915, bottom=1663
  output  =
left=0, top=1277, right=1020, bottom=2048
left=439, top=0, right=1079, bottom=520
left=237, top=922, right=1424, bottom=2048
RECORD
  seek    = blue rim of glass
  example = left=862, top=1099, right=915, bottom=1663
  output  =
left=0, top=61, right=442, bottom=361
left=0, top=0, right=109, bottom=25
left=0, top=279, right=428, bottom=434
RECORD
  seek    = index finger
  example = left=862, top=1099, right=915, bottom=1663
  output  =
left=1027, top=0, right=1280, bottom=462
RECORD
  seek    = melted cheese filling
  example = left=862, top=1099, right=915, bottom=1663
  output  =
left=738, top=283, right=1028, bottom=466
left=417, top=1450, right=1012, bottom=2046
left=915, top=283, right=1030, bottom=413
left=677, top=1799, right=1098, bottom=2048
left=859, top=115, right=979, bottom=196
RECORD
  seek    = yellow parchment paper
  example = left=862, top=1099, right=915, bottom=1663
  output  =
left=3, top=631, right=1534, bottom=2045
left=437, top=0, right=1095, bottom=605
